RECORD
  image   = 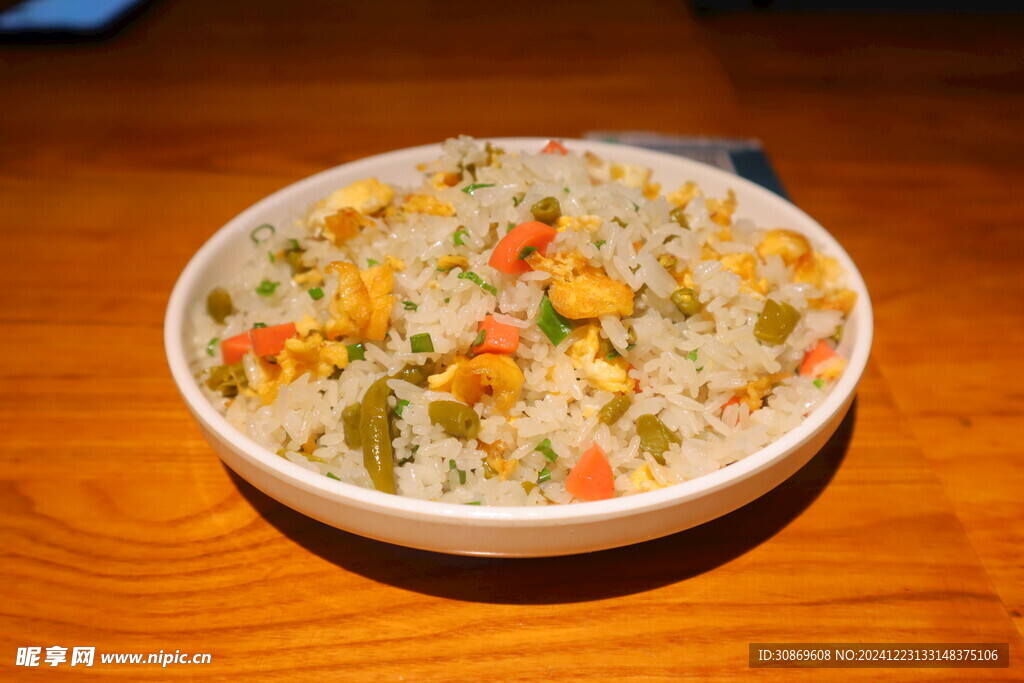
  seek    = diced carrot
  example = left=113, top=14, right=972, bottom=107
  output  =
left=800, top=339, right=839, bottom=377
left=250, top=323, right=298, bottom=357
left=540, top=140, right=568, bottom=155
left=473, top=315, right=519, bottom=354
left=488, top=220, right=558, bottom=275
left=565, top=443, right=615, bottom=501
left=221, top=332, right=253, bottom=365
left=722, top=396, right=741, bottom=411
left=628, top=364, right=641, bottom=394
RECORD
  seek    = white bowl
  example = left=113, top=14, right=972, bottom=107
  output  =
left=165, top=138, right=872, bottom=557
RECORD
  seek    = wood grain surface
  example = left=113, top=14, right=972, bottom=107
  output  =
left=1, top=0, right=1021, bottom=679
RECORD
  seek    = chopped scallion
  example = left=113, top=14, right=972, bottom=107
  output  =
left=252, top=322, right=267, bottom=329
left=535, top=438, right=559, bottom=462
left=472, top=329, right=486, bottom=347
left=593, top=240, right=606, bottom=249
left=813, top=378, right=825, bottom=389
left=367, top=258, right=379, bottom=267
left=308, top=287, right=324, bottom=300
left=267, top=251, right=275, bottom=263
left=206, top=338, right=219, bottom=356
left=507, top=222, right=516, bottom=233
left=453, top=228, right=469, bottom=246
left=457, top=271, right=497, bottom=295
left=444, top=297, right=451, bottom=303
left=449, top=459, right=467, bottom=485
left=325, top=472, right=341, bottom=481
left=536, top=294, right=574, bottom=345
left=512, top=193, right=525, bottom=207
left=410, top=333, right=434, bottom=353
left=395, top=399, right=410, bottom=417
left=287, top=238, right=300, bottom=252
left=255, top=280, right=279, bottom=296
left=403, top=300, right=418, bottom=311
left=517, top=246, right=538, bottom=260
left=346, top=343, right=366, bottom=361
left=249, top=223, right=275, bottom=244
left=686, top=350, right=698, bottom=362
left=538, top=467, right=552, bottom=484
left=462, top=183, right=495, bottom=195
left=464, top=501, right=482, bottom=505
left=606, top=348, right=621, bottom=360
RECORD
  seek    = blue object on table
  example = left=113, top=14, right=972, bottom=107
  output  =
left=585, top=131, right=790, bottom=201
left=0, top=0, right=147, bottom=35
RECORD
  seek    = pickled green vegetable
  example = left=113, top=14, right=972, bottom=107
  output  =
left=637, top=413, right=680, bottom=466
left=206, top=287, right=234, bottom=323
left=204, top=363, right=246, bottom=397
left=359, top=378, right=396, bottom=494
left=342, top=403, right=362, bottom=449
left=671, top=288, right=702, bottom=317
left=754, top=299, right=801, bottom=345
left=537, top=293, right=574, bottom=345
left=530, top=196, right=562, bottom=225
left=428, top=401, right=481, bottom=439
left=598, top=395, right=632, bottom=425
left=669, top=206, right=690, bottom=230
left=391, top=360, right=436, bottom=386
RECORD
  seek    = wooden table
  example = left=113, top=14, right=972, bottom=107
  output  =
left=2, top=0, right=1021, bottom=678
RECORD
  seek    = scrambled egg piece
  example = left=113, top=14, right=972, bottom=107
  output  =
left=583, top=152, right=660, bottom=199
left=430, top=172, right=462, bottom=190
left=480, top=440, right=518, bottom=481
left=757, top=229, right=812, bottom=266
left=667, top=181, right=703, bottom=207
left=718, top=252, right=768, bottom=296
left=325, top=178, right=395, bottom=216
left=402, top=194, right=455, bottom=217
left=555, top=215, right=604, bottom=233
left=322, top=261, right=395, bottom=341
left=322, top=207, right=374, bottom=246
left=630, top=463, right=665, bottom=492
left=567, top=325, right=633, bottom=393
left=451, top=353, right=524, bottom=413
left=427, top=356, right=467, bottom=392
left=757, top=229, right=857, bottom=314
left=527, top=250, right=634, bottom=319
left=436, top=254, right=469, bottom=272
left=256, top=330, right=349, bottom=405
left=706, top=189, right=737, bottom=227
left=293, top=268, right=323, bottom=286
left=732, top=372, right=791, bottom=412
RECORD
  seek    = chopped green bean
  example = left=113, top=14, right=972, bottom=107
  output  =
left=530, top=196, right=562, bottom=225
left=204, top=363, right=247, bottom=398
left=598, top=395, right=632, bottom=425
left=637, top=413, right=680, bottom=466
left=669, top=207, right=690, bottom=229
left=206, top=287, right=234, bottom=323
left=429, top=401, right=481, bottom=439
left=671, top=288, right=702, bottom=317
left=359, top=378, right=396, bottom=494
left=346, top=343, right=366, bottom=361
left=391, top=360, right=435, bottom=386
left=754, top=299, right=801, bottom=345
left=342, top=403, right=362, bottom=448
left=537, top=294, right=574, bottom=345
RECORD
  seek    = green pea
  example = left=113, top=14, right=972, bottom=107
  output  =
left=206, top=287, right=234, bottom=324
left=598, top=395, right=632, bottom=425
left=342, top=403, right=362, bottom=449
left=428, top=401, right=481, bottom=439
left=671, top=288, right=702, bottom=317
left=636, top=413, right=680, bottom=466
left=669, top=207, right=690, bottom=229
left=754, top=299, right=801, bottom=345
left=530, top=196, right=562, bottom=225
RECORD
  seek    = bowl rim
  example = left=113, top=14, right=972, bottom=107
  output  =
left=164, top=136, right=873, bottom=526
